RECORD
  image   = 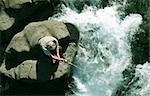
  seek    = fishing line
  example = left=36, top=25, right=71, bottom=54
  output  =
left=63, top=59, right=83, bottom=71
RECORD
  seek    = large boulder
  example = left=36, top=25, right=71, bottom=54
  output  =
left=0, top=0, right=60, bottom=43
left=0, top=0, right=60, bottom=65
left=0, top=8, right=15, bottom=64
left=0, top=10, right=14, bottom=31
left=2, top=0, right=58, bottom=9
left=0, top=0, right=14, bottom=31
left=0, top=20, right=79, bottom=83
left=3, top=0, right=32, bottom=8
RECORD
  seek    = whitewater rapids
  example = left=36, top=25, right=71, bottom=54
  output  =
left=49, top=3, right=147, bottom=96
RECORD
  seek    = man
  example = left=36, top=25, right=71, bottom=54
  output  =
left=23, top=20, right=79, bottom=63
left=39, top=36, right=64, bottom=62
left=0, top=20, right=79, bottom=82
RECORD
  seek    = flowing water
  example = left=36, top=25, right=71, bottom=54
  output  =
left=50, top=1, right=149, bottom=96
left=127, top=62, right=150, bottom=96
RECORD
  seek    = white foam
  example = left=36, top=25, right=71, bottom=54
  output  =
left=128, top=62, right=150, bottom=96
left=50, top=5, right=142, bottom=96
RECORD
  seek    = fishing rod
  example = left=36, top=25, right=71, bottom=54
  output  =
left=62, top=59, right=82, bottom=71
left=41, top=46, right=82, bottom=71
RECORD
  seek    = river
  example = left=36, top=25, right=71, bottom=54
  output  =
left=50, top=0, right=149, bottom=96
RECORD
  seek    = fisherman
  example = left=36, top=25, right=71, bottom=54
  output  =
left=23, top=20, right=79, bottom=63
left=38, top=36, right=65, bottom=62
left=0, top=20, right=79, bottom=83
left=38, top=35, right=81, bottom=70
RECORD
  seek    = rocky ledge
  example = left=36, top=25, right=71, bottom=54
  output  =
left=0, top=0, right=79, bottom=95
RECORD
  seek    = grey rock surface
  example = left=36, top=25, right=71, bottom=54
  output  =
left=0, top=20, right=79, bottom=83
left=0, top=10, right=14, bottom=31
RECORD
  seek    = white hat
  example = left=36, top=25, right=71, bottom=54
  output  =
left=39, top=36, right=58, bottom=51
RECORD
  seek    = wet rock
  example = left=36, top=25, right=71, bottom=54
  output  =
left=0, top=10, right=14, bottom=31
left=3, top=0, right=32, bottom=8
left=2, top=0, right=59, bottom=9
left=0, top=0, right=60, bottom=43
left=0, top=0, right=14, bottom=32
left=0, top=20, right=79, bottom=83
left=0, top=0, right=60, bottom=66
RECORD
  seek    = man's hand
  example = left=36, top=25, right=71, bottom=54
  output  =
left=51, top=54, right=64, bottom=61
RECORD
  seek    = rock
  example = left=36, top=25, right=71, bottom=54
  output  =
left=0, top=10, right=14, bottom=31
left=0, top=8, right=15, bottom=63
left=2, top=0, right=59, bottom=9
left=24, top=20, right=70, bottom=47
left=3, top=0, right=32, bottom=8
left=0, top=0, right=15, bottom=31
left=0, top=0, right=60, bottom=65
left=0, top=20, right=79, bottom=83
left=0, top=0, right=60, bottom=44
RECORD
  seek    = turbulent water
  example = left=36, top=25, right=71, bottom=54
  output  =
left=49, top=1, right=149, bottom=96
left=128, top=62, right=150, bottom=96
